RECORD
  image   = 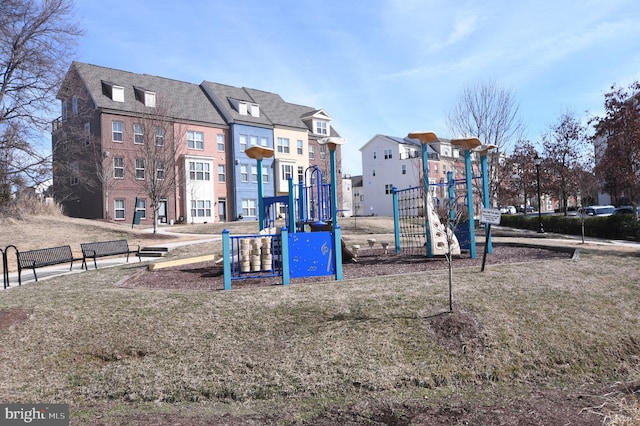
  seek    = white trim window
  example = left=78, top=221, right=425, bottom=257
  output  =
left=239, top=134, right=247, bottom=152
left=136, top=199, right=147, bottom=219
left=281, top=164, right=293, bottom=181
left=84, top=122, right=91, bottom=145
left=309, top=144, right=315, bottom=160
left=114, top=199, right=125, bottom=220
left=135, top=158, right=145, bottom=180
left=70, top=161, right=79, bottom=186
left=155, top=127, right=165, bottom=146
left=191, top=200, right=212, bottom=217
left=260, top=136, right=268, bottom=147
left=240, top=164, right=248, bottom=182
left=251, top=165, right=258, bottom=183
left=156, top=160, right=165, bottom=180
left=112, top=121, right=123, bottom=142
left=217, top=134, right=225, bottom=151
left=187, top=130, right=204, bottom=150
left=134, top=124, right=144, bottom=144
left=242, top=199, right=257, bottom=217
left=189, top=161, right=210, bottom=181
left=262, top=166, right=269, bottom=184
left=114, top=157, right=124, bottom=178
left=316, top=120, right=327, bottom=135
left=218, top=164, right=226, bottom=182
left=297, top=140, right=303, bottom=155
left=277, top=137, right=290, bottom=153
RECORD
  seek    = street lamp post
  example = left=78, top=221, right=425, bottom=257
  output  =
left=534, top=154, right=544, bottom=233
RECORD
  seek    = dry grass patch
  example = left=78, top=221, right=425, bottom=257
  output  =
left=0, top=250, right=639, bottom=424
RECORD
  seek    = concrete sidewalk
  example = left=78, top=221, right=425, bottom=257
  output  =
left=2, top=229, right=221, bottom=290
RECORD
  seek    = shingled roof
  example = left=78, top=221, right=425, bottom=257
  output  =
left=66, top=62, right=227, bottom=126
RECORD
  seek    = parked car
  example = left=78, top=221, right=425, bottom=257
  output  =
left=577, top=205, right=616, bottom=217
left=499, top=206, right=516, bottom=214
left=613, top=206, right=640, bottom=217
left=517, top=205, right=534, bottom=213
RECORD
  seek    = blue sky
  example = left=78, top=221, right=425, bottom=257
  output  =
left=73, top=0, right=640, bottom=176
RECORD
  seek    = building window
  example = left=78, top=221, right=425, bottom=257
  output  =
left=134, top=124, right=144, bottom=144
left=187, top=130, right=204, bottom=149
left=402, top=164, right=407, bottom=175
left=384, top=149, right=393, bottom=159
left=385, top=184, right=394, bottom=194
left=282, top=164, right=293, bottom=181
left=114, top=157, right=124, bottom=178
left=112, top=85, right=124, bottom=102
left=309, top=145, right=315, bottom=160
left=70, top=161, right=79, bottom=186
left=72, top=96, right=78, bottom=116
left=156, top=160, right=165, bottom=180
left=250, top=135, right=258, bottom=147
left=260, top=136, right=268, bottom=147
left=320, top=145, right=326, bottom=160
left=217, top=134, right=225, bottom=151
left=240, top=164, right=248, bottom=182
left=218, top=164, right=226, bottom=182
left=277, top=137, right=290, bottom=153
left=112, top=121, right=123, bottom=142
left=262, top=166, right=269, bottom=183
left=297, top=166, right=304, bottom=182
left=135, top=159, right=145, bottom=179
left=251, top=165, right=258, bottom=183
left=136, top=199, right=147, bottom=219
left=189, top=161, right=210, bottom=180
left=61, top=100, right=68, bottom=121
left=242, top=199, right=257, bottom=217
left=84, top=122, right=91, bottom=145
left=155, top=127, right=164, bottom=146
left=297, top=140, right=303, bottom=155
left=114, top=199, right=125, bottom=220
left=239, top=134, right=247, bottom=152
left=316, top=121, right=327, bottom=135
left=191, top=200, right=212, bottom=217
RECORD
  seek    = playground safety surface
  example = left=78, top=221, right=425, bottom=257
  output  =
left=122, top=244, right=574, bottom=291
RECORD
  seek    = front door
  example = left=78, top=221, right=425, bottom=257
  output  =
left=218, top=198, right=226, bottom=222
left=158, top=200, right=168, bottom=223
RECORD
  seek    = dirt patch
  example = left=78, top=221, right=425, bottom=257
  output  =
left=0, top=308, right=30, bottom=330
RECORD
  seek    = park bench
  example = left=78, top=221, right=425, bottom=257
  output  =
left=16, top=245, right=80, bottom=284
left=80, top=239, right=141, bottom=270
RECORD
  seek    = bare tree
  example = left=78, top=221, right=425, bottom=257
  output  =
left=590, top=81, right=640, bottom=209
left=131, top=104, right=182, bottom=233
left=0, top=0, right=82, bottom=204
left=446, top=79, right=525, bottom=205
left=499, top=140, right=538, bottom=210
left=542, top=110, right=588, bottom=215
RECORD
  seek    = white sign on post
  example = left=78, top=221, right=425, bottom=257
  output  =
left=480, top=208, right=502, bottom=225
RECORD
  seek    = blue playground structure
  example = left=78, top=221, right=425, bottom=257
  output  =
left=392, top=133, right=495, bottom=259
left=222, top=140, right=347, bottom=290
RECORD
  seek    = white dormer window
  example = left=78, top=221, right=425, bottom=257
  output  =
left=134, top=87, right=156, bottom=107
left=144, top=91, right=155, bottom=107
left=238, top=101, right=248, bottom=115
left=315, top=120, right=328, bottom=135
left=112, top=85, right=124, bottom=102
left=248, top=103, right=259, bottom=117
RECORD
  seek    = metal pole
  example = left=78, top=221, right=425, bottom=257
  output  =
left=536, top=163, right=544, bottom=233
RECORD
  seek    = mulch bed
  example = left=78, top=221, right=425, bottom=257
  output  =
left=121, top=244, right=574, bottom=291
